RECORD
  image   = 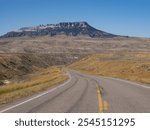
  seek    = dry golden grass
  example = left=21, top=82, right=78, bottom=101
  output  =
left=0, top=67, right=68, bottom=104
left=70, top=52, right=150, bottom=85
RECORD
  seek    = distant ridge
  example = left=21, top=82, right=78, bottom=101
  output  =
left=1, top=21, right=118, bottom=38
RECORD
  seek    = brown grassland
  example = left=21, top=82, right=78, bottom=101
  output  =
left=69, top=51, right=150, bottom=85
left=0, top=36, right=150, bottom=104
left=0, top=67, right=68, bottom=104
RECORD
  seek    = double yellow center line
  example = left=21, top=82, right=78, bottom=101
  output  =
left=96, top=82, right=108, bottom=113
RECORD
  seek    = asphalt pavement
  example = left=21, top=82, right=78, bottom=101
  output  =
left=0, top=69, right=150, bottom=113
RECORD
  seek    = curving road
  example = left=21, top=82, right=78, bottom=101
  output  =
left=0, top=69, right=150, bottom=113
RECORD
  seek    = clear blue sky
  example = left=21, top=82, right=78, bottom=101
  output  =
left=0, top=0, right=150, bottom=37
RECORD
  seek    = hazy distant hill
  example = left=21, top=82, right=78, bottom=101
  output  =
left=1, top=21, right=118, bottom=38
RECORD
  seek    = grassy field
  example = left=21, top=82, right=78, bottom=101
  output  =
left=0, top=66, right=68, bottom=104
left=0, top=36, right=150, bottom=104
left=70, top=52, right=150, bottom=85
left=1, top=36, right=150, bottom=54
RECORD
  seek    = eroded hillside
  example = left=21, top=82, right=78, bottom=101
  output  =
left=0, top=36, right=150, bottom=85
left=0, top=53, right=82, bottom=82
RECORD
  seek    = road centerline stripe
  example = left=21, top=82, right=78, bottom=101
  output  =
left=103, top=100, right=108, bottom=112
left=96, top=82, right=103, bottom=113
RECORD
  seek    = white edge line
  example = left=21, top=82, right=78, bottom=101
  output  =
left=0, top=72, right=72, bottom=113
left=90, top=74, right=150, bottom=89
left=103, top=77, right=150, bottom=89
left=72, top=70, right=150, bottom=89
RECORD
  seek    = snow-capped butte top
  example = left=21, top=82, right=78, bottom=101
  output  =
left=1, top=21, right=118, bottom=38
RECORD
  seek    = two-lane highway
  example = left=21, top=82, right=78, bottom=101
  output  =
left=0, top=69, right=150, bottom=113
left=0, top=70, right=99, bottom=113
